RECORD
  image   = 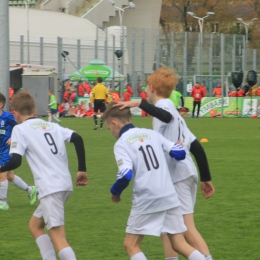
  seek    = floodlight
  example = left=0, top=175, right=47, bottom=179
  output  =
left=108, top=0, right=115, bottom=5
left=207, top=12, right=215, bottom=15
left=232, top=71, right=243, bottom=89
left=187, top=12, right=195, bottom=17
left=128, top=2, right=136, bottom=9
left=61, top=51, right=69, bottom=58
left=114, top=50, right=123, bottom=59
left=237, top=18, right=243, bottom=22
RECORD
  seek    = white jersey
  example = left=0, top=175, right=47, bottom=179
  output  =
left=10, top=118, right=74, bottom=199
left=114, top=127, right=180, bottom=215
left=153, top=99, right=198, bottom=183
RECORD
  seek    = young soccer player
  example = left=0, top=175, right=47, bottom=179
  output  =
left=48, top=90, right=60, bottom=123
left=114, top=67, right=214, bottom=260
left=0, top=93, right=36, bottom=210
left=103, top=102, right=205, bottom=260
left=0, top=92, right=88, bottom=260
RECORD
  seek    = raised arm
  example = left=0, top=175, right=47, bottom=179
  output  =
left=114, top=99, right=173, bottom=123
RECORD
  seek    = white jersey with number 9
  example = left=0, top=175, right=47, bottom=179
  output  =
left=10, top=118, right=74, bottom=199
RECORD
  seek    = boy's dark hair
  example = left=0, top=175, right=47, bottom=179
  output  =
left=11, top=92, right=36, bottom=116
left=103, top=101, right=131, bottom=123
left=97, top=77, right=103, bottom=83
left=0, top=93, right=6, bottom=108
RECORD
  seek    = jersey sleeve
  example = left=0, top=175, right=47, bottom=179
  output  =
left=9, top=126, right=27, bottom=156
left=156, top=132, right=186, bottom=161
left=110, top=142, right=133, bottom=195
left=57, top=125, right=75, bottom=142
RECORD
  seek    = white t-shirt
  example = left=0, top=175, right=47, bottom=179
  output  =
left=114, top=127, right=180, bottom=215
left=153, top=99, right=198, bottom=183
left=10, top=118, right=74, bottom=199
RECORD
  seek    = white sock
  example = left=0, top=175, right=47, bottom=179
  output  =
left=11, top=175, right=30, bottom=192
left=205, top=255, right=213, bottom=260
left=130, top=252, right=147, bottom=260
left=0, top=180, right=8, bottom=204
left=188, top=250, right=205, bottom=260
left=53, top=115, right=60, bottom=122
left=36, top=234, right=57, bottom=260
left=166, top=258, right=178, bottom=260
left=58, top=247, right=76, bottom=260
left=48, top=117, right=52, bottom=122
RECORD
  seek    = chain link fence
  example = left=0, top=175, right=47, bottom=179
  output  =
left=9, top=26, right=260, bottom=97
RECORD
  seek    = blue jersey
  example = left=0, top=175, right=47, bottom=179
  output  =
left=0, top=111, right=16, bottom=165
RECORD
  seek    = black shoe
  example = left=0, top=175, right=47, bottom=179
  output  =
left=93, top=126, right=98, bottom=130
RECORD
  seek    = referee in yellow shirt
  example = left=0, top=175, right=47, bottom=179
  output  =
left=91, top=77, right=111, bottom=130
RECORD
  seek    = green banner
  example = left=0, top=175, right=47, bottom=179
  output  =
left=184, top=97, right=260, bottom=117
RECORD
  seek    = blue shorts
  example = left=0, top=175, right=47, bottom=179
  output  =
left=50, top=108, right=58, bottom=115
left=0, top=152, right=11, bottom=166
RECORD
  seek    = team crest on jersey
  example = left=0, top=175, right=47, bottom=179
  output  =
left=127, top=133, right=151, bottom=143
left=1, top=120, right=5, bottom=127
left=30, top=121, right=53, bottom=130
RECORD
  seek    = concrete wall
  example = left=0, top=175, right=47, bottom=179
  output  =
left=104, top=0, right=162, bottom=75
left=104, top=0, right=162, bottom=30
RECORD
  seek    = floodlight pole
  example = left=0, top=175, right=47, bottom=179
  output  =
left=237, top=18, right=258, bottom=71
left=109, top=1, right=136, bottom=99
left=24, top=0, right=30, bottom=64
left=188, top=11, right=214, bottom=75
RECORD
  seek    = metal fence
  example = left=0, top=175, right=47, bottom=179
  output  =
left=9, top=26, right=260, bottom=97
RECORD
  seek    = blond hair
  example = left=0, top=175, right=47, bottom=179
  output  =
left=11, top=92, right=36, bottom=115
left=103, top=101, right=131, bottom=123
left=146, top=67, right=178, bottom=98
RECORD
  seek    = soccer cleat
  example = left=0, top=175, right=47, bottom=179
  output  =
left=93, top=126, right=98, bottom=130
left=0, top=203, right=9, bottom=211
left=28, top=186, right=37, bottom=205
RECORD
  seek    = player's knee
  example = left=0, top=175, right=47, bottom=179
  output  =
left=123, top=240, right=132, bottom=253
left=7, top=171, right=14, bottom=181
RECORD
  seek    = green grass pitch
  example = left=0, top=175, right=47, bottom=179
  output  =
left=1, top=117, right=260, bottom=259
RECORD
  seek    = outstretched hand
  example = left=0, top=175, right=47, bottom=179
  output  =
left=200, top=181, right=215, bottom=199
left=76, top=171, right=88, bottom=186
left=113, top=100, right=141, bottom=110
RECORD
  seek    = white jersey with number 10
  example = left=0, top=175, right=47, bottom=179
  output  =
left=153, top=98, right=198, bottom=183
left=114, top=127, right=180, bottom=215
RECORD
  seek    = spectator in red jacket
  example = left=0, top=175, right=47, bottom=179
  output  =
left=77, top=81, right=85, bottom=97
left=123, top=88, right=131, bottom=101
left=63, top=90, right=70, bottom=103
left=126, top=84, right=134, bottom=96
left=69, top=88, right=76, bottom=104
left=212, top=84, right=222, bottom=97
left=140, top=87, right=149, bottom=117
left=200, top=84, right=207, bottom=97
left=191, top=82, right=205, bottom=118
left=58, top=103, right=68, bottom=117
left=83, top=81, right=91, bottom=94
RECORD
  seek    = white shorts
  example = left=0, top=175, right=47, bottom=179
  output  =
left=33, top=191, right=71, bottom=230
left=126, top=206, right=187, bottom=237
left=174, top=176, right=197, bottom=215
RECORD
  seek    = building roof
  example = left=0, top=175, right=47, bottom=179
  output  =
left=9, top=7, right=105, bottom=39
